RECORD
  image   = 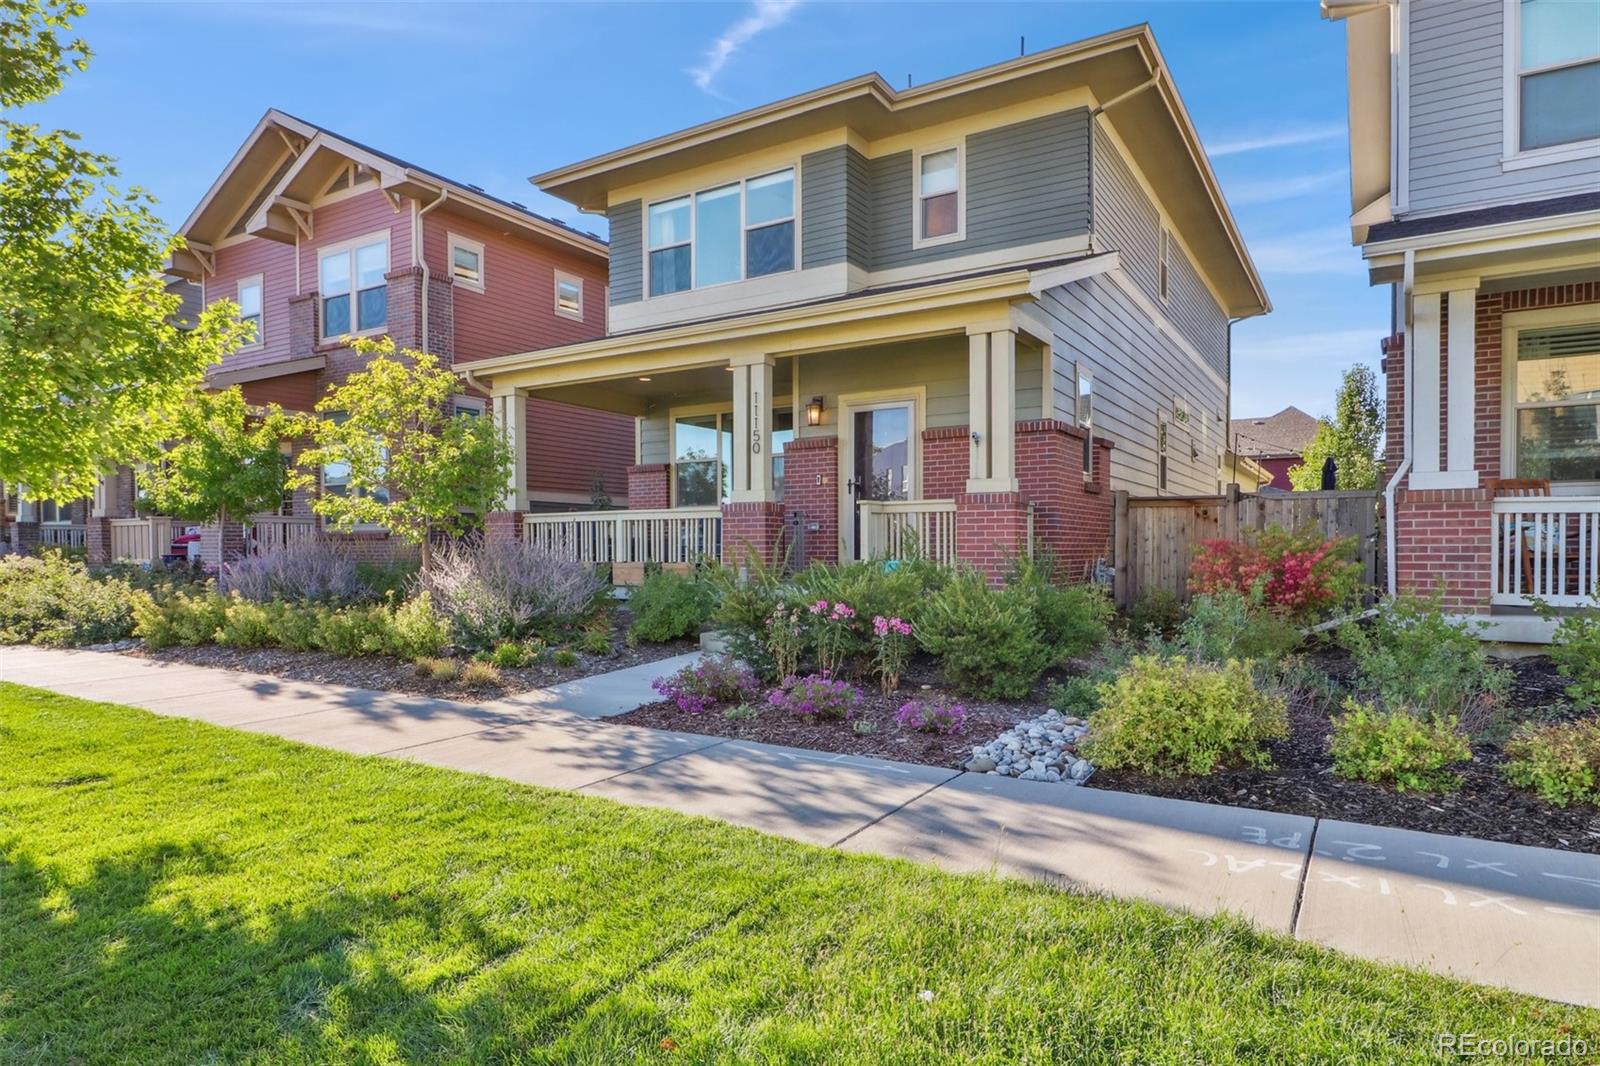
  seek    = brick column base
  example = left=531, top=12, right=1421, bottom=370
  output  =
left=780, top=436, right=838, bottom=567
left=85, top=516, right=114, bottom=566
left=1393, top=486, right=1492, bottom=613
left=626, top=464, right=670, bottom=510
left=484, top=511, right=525, bottom=544
left=9, top=521, right=40, bottom=554
left=721, top=501, right=786, bottom=573
left=955, top=492, right=1030, bottom=584
left=1015, top=420, right=1114, bottom=582
left=198, top=521, right=247, bottom=570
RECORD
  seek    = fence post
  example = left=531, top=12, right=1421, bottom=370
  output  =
left=1112, top=490, right=1131, bottom=610
left=1220, top=484, right=1241, bottom=543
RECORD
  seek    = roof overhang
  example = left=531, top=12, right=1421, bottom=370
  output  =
left=205, top=355, right=326, bottom=389
left=1321, top=0, right=1396, bottom=245
left=1363, top=213, right=1600, bottom=287
left=531, top=24, right=1267, bottom=318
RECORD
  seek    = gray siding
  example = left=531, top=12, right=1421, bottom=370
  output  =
left=1038, top=274, right=1229, bottom=497
left=1408, top=0, right=1600, bottom=215
left=1166, top=241, right=1229, bottom=379
left=869, top=108, right=1092, bottom=271
left=800, top=145, right=871, bottom=269
left=607, top=199, right=643, bottom=305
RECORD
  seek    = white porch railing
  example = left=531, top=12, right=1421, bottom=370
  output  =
left=40, top=524, right=85, bottom=549
left=1491, top=497, right=1600, bottom=607
left=524, top=507, right=722, bottom=565
left=109, top=516, right=177, bottom=564
left=248, top=515, right=319, bottom=555
left=857, top=499, right=958, bottom=566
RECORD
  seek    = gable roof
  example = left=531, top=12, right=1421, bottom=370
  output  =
left=168, top=110, right=606, bottom=279
left=531, top=24, right=1268, bottom=318
left=1230, top=406, right=1320, bottom=458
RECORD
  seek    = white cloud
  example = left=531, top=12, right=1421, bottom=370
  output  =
left=1247, top=226, right=1365, bottom=275
left=689, top=0, right=802, bottom=95
left=1208, top=123, right=1345, bottom=157
left=1225, top=168, right=1346, bottom=206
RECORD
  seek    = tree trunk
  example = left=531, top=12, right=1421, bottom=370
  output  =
left=419, top=526, right=432, bottom=575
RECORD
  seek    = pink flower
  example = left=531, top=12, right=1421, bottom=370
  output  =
left=830, top=602, right=855, bottom=620
left=809, top=600, right=829, bottom=615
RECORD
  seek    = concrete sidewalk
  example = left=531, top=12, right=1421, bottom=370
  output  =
left=4, top=644, right=1596, bottom=1007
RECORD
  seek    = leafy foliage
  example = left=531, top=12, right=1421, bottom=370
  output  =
left=1127, top=587, right=1184, bottom=639
left=0, top=551, right=131, bottom=645
left=1190, top=527, right=1360, bottom=623
left=219, top=536, right=366, bottom=604
left=418, top=539, right=607, bottom=651
left=1288, top=364, right=1383, bottom=491
left=1330, top=701, right=1472, bottom=793
left=651, top=656, right=759, bottom=715
left=137, top=587, right=448, bottom=659
left=1012, top=557, right=1112, bottom=658
left=130, top=586, right=228, bottom=649
left=627, top=570, right=714, bottom=643
left=767, top=673, right=862, bottom=720
left=1503, top=719, right=1600, bottom=808
left=915, top=573, right=1052, bottom=700
left=139, top=386, right=290, bottom=527
left=1083, top=656, right=1287, bottom=777
left=1176, top=590, right=1302, bottom=665
left=1338, top=593, right=1509, bottom=715
left=1546, top=607, right=1600, bottom=708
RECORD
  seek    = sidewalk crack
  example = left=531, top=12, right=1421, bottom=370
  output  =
left=828, top=771, right=961, bottom=849
left=1289, top=817, right=1320, bottom=937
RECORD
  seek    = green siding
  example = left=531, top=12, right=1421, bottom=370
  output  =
left=608, top=199, right=642, bottom=305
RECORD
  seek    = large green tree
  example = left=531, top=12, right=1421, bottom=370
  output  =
left=1, top=0, right=248, bottom=501
left=287, top=339, right=510, bottom=571
left=139, top=387, right=290, bottom=529
left=1289, top=365, right=1385, bottom=491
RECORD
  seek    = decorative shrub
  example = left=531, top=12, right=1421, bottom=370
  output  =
left=723, top=704, right=761, bottom=721
left=628, top=570, right=715, bottom=643
left=767, top=673, right=861, bottom=720
left=1330, top=701, right=1472, bottom=793
left=765, top=604, right=806, bottom=681
left=354, top=559, right=419, bottom=601
left=553, top=648, right=579, bottom=668
left=215, top=595, right=278, bottom=648
left=459, top=661, right=502, bottom=689
left=1011, top=558, right=1111, bottom=658
left=1338, top=593, right=1508, bottom=715
left=790, top=558, right=949, bottom=656
left=577, top=621, right=612, bottom=655
left=131, top=587, right=228, bottom=649
left=1504, top=719, right=1600, bottom=807
left=1177, top=591, right=1302, bottom=666
left=1083, top=656, right=1287, bottom=777
left=1190, top=527, right=1360, bottom=622
left=419, top=540, right=608, bottom=650
left=895, top=694, right=967, bottom=735
left=415, top=657, right=460, bottom=683
left=314, top=605, right=397, bottom=658
left=0, top=553, right=133, bottom=646
left=488, top=642, right=532, bottom=669
left=1127, top=587, right=1184, bottom=639
left=916, top=573, right=1052, bottom=699
left=705, top=552, right=787, bottom=679
left=652, top=656, right=759, bottom=714
left=1046, top=676, right=1103, bottom=718
left=220, top=538, right=366, bottom=604
left=807, top=599, right=858, bottom=677
left=384, top=593, right=451, bottom=660
left=871, top=614, right=914, bottom=694
left=1547, top=608, right=1600, bottom=708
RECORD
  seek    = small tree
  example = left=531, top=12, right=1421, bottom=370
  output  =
left=1290, top=365, right=1384, bottom=491
left=287, top=338, right=510, bottom=571
left=140, top=386, right=290, bottom=534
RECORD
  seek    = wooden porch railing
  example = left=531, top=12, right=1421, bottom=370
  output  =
left=248, top=515, right=319, bottom=555
left=109, top=516, right=177, bottom=563
left=857, top=499, right=959, bottom=566
left=39, top=524, right=86, bottom=549
left=1491, top=496, right=1600, bottom=607
left=523, top=507, right=722, bottom=566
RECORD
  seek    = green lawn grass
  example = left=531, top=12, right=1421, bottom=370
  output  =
left=2, top=682, right=1595, bottom=1064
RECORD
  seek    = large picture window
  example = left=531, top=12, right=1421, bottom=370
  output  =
left=319, top=235, right=388, bottom=339
left=1512, top=321, right=1600, bottom=482
left=672, top=407, right=795, bottom=505
left=1516, top=0, right=1600, bottom=151
left=647, top=168, right=794, bottom=297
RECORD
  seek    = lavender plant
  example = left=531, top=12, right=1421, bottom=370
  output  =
left=419, top=539, right=608, bottom=650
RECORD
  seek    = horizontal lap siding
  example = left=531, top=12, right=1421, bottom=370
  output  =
left=300, top=190, right=412, bottom=292
left=607, top=199, right=643, bottom=306
left=800, top=145, right=872, bottom=270
left=527, top=397, right=631, bottom=502
left=208, top=238, right=296, bottom=374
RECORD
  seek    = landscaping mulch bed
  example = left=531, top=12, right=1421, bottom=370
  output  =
left=1088, top=644, right=1600, bottom=854
left=611, top=658, right=1039, bottom=768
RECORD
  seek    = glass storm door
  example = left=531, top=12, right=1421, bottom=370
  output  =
left=849, top=403, right=913, bottom=558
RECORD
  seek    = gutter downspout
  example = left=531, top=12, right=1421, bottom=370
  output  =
left=414, top=187, right=450, bottom=355
left=1382, top=247, right=1415, bottom=597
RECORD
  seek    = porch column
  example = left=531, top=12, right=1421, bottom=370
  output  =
left=966, top=327, right=1018, bottom=493
left=729, top=353, right=774, bottom=502
left=493, top=390, right=529, bottom=511
left=1409, top=286, right=1479, bottom=490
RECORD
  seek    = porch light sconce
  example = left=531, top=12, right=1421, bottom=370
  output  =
left=971, top=430, right=982, bottom=446
left=805, top=396, right=825, bottom=427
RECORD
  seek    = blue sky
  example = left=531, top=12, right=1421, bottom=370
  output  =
left=24, top=0, right=1388, bottom=419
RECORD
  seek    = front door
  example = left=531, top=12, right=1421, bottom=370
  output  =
left=846, top=401, right=914, bottom=559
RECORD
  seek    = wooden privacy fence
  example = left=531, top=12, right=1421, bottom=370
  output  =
left=1111, top=487, right=1382, bottom=610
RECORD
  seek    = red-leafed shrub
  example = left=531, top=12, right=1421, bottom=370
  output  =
left=1190, top=527, right=1359, bottom=622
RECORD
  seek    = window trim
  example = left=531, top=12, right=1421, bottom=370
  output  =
left=911, top=141, right=966, bottom=250
left=554, top=270, right=584, bottom=320
left=1500, top=0, right=1600, bottom=170
left=1499, top=303, right=1600, bottom=493
left=316, top=229, right=391, bottom=342
left=1076, top=369, right=1094, bottom=482
left=667, top=398, right=795, bottom=507
left=236, top=273, right=264, bottom=351
left=446, top=233, right=485, bottom=293
left=643, top=164, right=799, bottom=300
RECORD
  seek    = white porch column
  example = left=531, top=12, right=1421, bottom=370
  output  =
left=966, top=328, right=1018, bottom=493
left=1410, top=285, right=1480, bottom=490
left=1412, top=293, right=1442, bottom=477
left=729, top=353, right=775, bottom=502
left=1445, top=287, right=1478, bottom=480
left=493, top=390, right=529, bottom=510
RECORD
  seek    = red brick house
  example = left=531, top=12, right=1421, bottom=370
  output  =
left=1230, top=406, right=1320, bottom=491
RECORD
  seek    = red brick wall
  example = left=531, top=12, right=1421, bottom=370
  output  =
left=781, top=436, right=838, bottom=566
left=1381, top=333, right=1405, bottom=485
left=627, top=464, right=670, bottom=510
left=721, top=501, right=786, bottom=571
left=484, top=511, right=524, bottom=543
left=1393, top=487, right=1491, bottom=613
left=954, top=491, right=1030, bottom=584
left=1014, top=420, right=1114, bottom=582
left=922, top=427, right=967, bottom=500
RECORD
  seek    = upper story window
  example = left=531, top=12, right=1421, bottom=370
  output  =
left=554, top=271, right=584, bottom=319
left=1516, top=0, right=1600, bottom=151
left=448, top=234, right=484, bottom=292
left=915, top=145, right=962, bottom=246
left=237, top=274, right=263, bottom=348
left=647, top=167, right=795, bottom=298
left=319, top=234, right=388, bottom=340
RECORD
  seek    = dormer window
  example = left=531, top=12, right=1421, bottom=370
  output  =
left=647, top=167, right=796, bottom=297
left=1516, top=0, right=1600, bottom=152
left=915, top=146, right=962, bottom=246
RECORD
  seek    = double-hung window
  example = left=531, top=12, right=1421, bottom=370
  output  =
left=646, top=167, right=795, bottom=297
left=1511, top=320, right=1600, bottom=482
left=915, top=146, right=961, bottom=245
left=319, top=235, right=388, bottom=339
left=237, top=275, right=263, bottom=348
left=1514, top=0, right=1600, bottom=153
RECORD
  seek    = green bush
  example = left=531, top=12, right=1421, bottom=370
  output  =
left=1547, top=608, right=1600, bottom=708
left=1330, top=701, right=1472, bottom=793
left=1504, top=719, right=1600, bottom=807
left=1127, top=587, right=1185, bottom=639
left=916, top=573, right=1052, bottom=699
left=266, top=602, right=323, bottom=652
left=628, top=570, right=717, bottom=643
left=706, top=553, right=789, bottom=679
left=1045, top=675, right=1102, bottom=717
left=487, top=642, right=530, bottom=669
left=0, top=553, right=133, bottom=646
left=553, top=648, right=579, bottom=668
left=1338, top=592, right=1508, bottom=714
left=1012, top=558, right=1111, bottom=659
left=131, top=587, right=228, bottom=649
left=355, top=559, right=419, bottom=601
left=385, top=593, right=450, bottom=660
left=216, top=596, right=278, bottom=648
left=1083, top=656, right=1287, bottom=777
left=1177, top=590, right=1302, bottom=666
